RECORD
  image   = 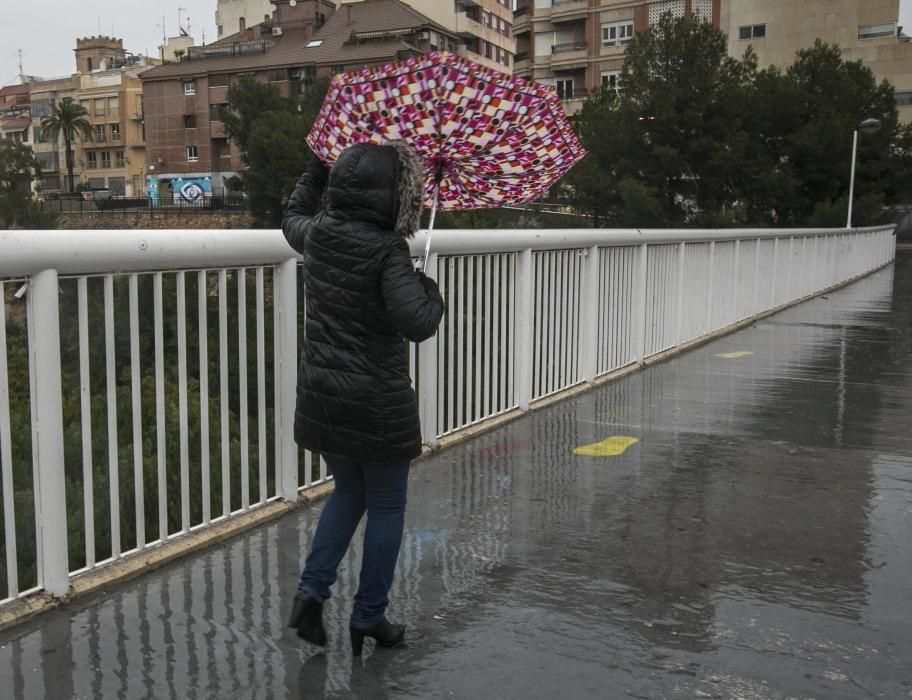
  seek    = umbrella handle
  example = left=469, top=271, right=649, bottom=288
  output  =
left=421, top=182, right=440, bottom=273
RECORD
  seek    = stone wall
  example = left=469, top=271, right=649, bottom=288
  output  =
left=56, top=211, right=255, bottom=230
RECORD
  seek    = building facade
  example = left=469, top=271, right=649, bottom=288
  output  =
left=516, top=0, right=912, bottom=121
left=142, top=0, right=459, bottom=201
left=514, top=0, right=722, bottom=113
left=26, top=37, right=154, bottom=195
left=216, top=0, right=276, bottom=39
left=339, top=0, right=516, bottom=72
left=725, top=0, right=912, bottom=121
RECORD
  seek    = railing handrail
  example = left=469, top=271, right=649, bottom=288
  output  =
left=0, top=226, right=895, bottom=278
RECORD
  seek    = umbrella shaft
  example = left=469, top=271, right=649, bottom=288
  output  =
left=422, top=184, right=440, bottom=272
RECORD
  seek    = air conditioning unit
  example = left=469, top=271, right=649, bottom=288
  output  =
left=272, top=26, right=283, bottom=37
left=416, top=31, right=429, bottom=40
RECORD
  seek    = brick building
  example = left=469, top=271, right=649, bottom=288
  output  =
left=140, top=0, right=460, bottom=202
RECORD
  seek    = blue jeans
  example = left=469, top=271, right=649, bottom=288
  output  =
left=297, top=457, right=410, bottom=628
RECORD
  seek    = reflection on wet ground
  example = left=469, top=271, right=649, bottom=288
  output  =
left=2, top=252, right=911, bottom=699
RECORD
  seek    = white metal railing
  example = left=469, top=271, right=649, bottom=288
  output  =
left=0, top=225, right=896, bottom=606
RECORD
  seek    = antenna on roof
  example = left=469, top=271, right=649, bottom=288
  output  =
left=17, top=48, right=26, bottom=83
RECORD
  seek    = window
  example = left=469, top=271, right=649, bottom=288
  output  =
left=556, top=79, right=574, bottom=100
left=209, top=104, right=227, bottom=121
left=602, top=21, right=634, bottom=47
left=306, top=40, right=323, bottom=48
left=100, top=151, right=111, bottom=169
left=80, top=99, right=92, bottom=114
left=858, top=22, right=896, bottom=39
left=187, top=145, right=199, bottom=162
left=896, top=91, right=912, bottom=106
left=86, top=151, right=97, bottom=169
left=110, top=123, right=120, bottom=141
left=739, top=24, right=766, bottom=40
left=183, top=81, right=196, bottom=96
left=184, top=114, right=196, bottom=128
left=108, top=177, right=125, bottom=195
left=88, top=178, right=105, bottom=190
left=330, top=65, right=345, bottom=75
left=601, top=71, right=621, bottom=92
left=115, top=150, right=125, bottom=168
left=31, top=100, right=52, bottom=118
left=108, top=96, right=119, bottom=113
left=33, top=126, right=47, bottom=143
left=94, top=124, right=106, bottom=143
left=209, top=74, right=230, bottom=87
left=217, top=24, right=224, bottom=36
left=94, top=98, right=105, bottom=115
left=267, top=69, right=287, bottom=82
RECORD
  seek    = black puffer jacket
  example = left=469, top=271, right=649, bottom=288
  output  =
left=281, top=143, right=444, bottom=463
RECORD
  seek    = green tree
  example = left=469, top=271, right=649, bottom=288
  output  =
left=0, top=140, right=55, bottom=229
left=220, top=77, right=329, bottom=226
left=39, top=98, right=93, bottom=194
left=567, top=16, right=912, bottom=228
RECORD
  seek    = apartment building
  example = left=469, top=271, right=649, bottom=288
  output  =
left=514, top=0, right=721, bottom=113
left=141, top=0, right=459, bottom=201
left=339, top=0, right=516, bottom=72
left=516, top=0, right=912, bottom=121
left=25, top=37, right=155, bottom=195
left=726, top=0, right=912, bottom=121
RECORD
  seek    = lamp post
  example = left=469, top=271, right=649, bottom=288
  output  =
left=846, top=117, right=882, bottom=228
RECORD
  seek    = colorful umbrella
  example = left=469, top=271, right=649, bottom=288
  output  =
left=306, top=51, right=586, bottom=265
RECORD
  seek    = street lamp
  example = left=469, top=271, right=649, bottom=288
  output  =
left=846, top=117, right=882, bottom=228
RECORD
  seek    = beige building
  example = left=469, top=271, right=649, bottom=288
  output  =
left=514, top=0, right=722, bottom=113
left=216, top=0, right=277, bottom=38
left=726, top=0, right=912, bottom=121
left=28, top=37, right=155, bottom=195
left=338, top=0, right=516, bottom=72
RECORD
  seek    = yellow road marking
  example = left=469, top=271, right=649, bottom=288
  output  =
left=573, top=436, right=640, bottom=457
left=715, top=351, right=754, bottom=359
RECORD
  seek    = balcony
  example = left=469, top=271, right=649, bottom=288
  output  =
left=513, top=6, right=531, bottom=35
left=551, top=0, right=588, bottom=23
left=551, top=42, right=589, bottom=70
left=210, top=120, right=228, bottom=138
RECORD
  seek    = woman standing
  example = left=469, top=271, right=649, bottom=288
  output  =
left=281, top=142, right=444, bottom=656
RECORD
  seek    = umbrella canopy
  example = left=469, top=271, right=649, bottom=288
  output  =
left=306, top=51, right=585, bottom=212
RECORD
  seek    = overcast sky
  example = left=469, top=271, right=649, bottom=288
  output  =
left=2, top=0, right=911, bottom=84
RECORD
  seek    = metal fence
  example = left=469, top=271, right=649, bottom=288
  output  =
left=40, top=195, right=248, bottom=214
left=0, top=225, right=896, bottom=606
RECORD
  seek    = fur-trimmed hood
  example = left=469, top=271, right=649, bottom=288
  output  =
left=325, top=141, right=426, bottom=238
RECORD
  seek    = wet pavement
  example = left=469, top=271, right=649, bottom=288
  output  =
left=2, top=251, right=911, bottom=699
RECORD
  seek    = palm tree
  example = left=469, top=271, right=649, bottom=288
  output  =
left=40, top=98, right=93, bottom=193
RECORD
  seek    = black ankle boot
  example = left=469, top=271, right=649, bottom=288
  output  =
left=349, top=618, right=405, bottom=657
left=288, top=592, right=327, bottom=647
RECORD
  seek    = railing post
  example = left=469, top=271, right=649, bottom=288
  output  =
left=675, top=241, right=686, bottom=345
left=704, top=241, right=715, bottom=336
left=275, top=258, right=299, bottom=501
left=634, top=243, right=648, bottom=365
left=580, top=245, right=600, bottom=383
left=732, top=239, right=741, bottom=322
left=26, top=269, right=70, bottom=597
left=516, top=248, right=535, bottom=411
left=419, top=252, right=439, bottom=446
